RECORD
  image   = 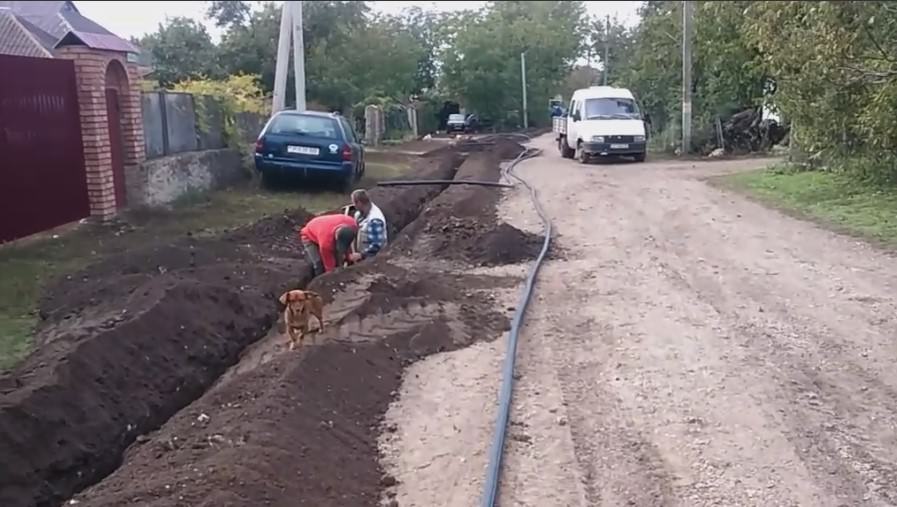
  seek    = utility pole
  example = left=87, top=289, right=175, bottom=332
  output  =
left=681, top=0, right=694, bottom=154
left=520, top=51, right=528, bottom=129
left=291, top=1, right=306, bottom=111
left=603, top=15, right=610, bottom=85
left=273, top=1, right=291, bottom=113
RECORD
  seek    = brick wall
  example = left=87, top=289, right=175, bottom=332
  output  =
left=56, top=46, right=146, bottom=218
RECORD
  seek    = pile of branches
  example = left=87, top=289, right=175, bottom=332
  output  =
left=693, top=108, right=789, bottom=155
left=722, top=109, right=789, bottom=153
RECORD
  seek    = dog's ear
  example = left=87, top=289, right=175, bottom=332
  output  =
left=278, top=292, right=289, bottom=305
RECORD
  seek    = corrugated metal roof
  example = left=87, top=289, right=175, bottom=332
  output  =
left=0, top=9, right=53, bottom=58
left=15, top=15, right=58, bottom=51
left=0, top=1, right=68, bottom=39
left=56, top=30, right=138, bottom=53
left=0, top=1, right=138, bottom=54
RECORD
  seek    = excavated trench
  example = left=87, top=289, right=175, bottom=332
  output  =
left=0, top=139, right=538, bottom=507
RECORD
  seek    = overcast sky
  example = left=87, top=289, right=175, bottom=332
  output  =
left=75, top=1, right=642, bottom=42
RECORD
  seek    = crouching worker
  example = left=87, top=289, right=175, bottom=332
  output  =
left=347, top=189, right=387, bottom=263
left=299, top=213, right=358, bottom=276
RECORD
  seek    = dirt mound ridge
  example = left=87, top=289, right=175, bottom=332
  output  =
left=426, top=219, right=543, bottom=266
left=0, top=151, right=464, bottom=507
left=68, top=141, right=525, bottom=507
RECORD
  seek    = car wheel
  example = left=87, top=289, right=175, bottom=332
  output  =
left=633, top=152, right=647, bottom=162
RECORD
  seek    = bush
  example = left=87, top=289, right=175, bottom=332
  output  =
left=171, top=75, right=270, bottom=178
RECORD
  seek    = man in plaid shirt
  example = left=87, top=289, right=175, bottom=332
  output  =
left=348, top=189, right=388, bottom=262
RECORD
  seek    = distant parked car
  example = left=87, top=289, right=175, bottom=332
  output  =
left=254, top=110, right=365, bottom=189
left=446, top=113, right=467, bottom=133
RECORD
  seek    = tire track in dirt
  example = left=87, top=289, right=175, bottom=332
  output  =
left=640, top=181, right=897, bottom=505
left=496, top=134, right=897, bottom=506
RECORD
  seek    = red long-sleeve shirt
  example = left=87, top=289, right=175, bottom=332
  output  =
left=299, top=214, right=358, bottom=272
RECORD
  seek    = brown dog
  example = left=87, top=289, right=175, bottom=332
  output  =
left=278, top=289, right=324, bottom=351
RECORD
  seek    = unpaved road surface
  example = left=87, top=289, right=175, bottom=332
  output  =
left=381, top=133, right=897, bottom=507
left=498, top=135, right=897, bottom=507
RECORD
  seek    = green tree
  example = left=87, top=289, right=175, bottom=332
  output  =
left=589, top=15, right=635, bottom=86
left=744, top=1, right=897, bottom=179
left=139, top=17, right=219, bottom=86
left=441, top=1, right=589, bottom=126
left=619, top=1, right=766, bottom=148
left=216, top=3, right=281, bottom=92
left=207, top=0, right=250, bottom=28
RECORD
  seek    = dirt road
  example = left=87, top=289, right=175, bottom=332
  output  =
left=498, top=134, right=897, bottom=507
left=382, top=133, right=897, bottom=507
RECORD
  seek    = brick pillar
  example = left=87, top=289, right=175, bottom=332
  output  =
left=56, top=46, right=146, bottom=218
left=123, top=62, right=146, bottom=175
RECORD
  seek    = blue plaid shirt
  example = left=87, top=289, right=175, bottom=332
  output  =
left=361, top=218, right=385, bottom=259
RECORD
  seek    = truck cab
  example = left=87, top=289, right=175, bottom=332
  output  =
left=553, top=86, right=647, bottom=163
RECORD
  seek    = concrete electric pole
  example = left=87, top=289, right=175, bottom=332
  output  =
left=603, top=15, right=610, bottom=86
left=681, top=1, right=694, bottom=154
left=272, top=2, right=307, bottom=113
left=291, top=1, right=306, bottom=112
left=521, top=51, right=528, bottom=129
left=272, top=1, right=291, bottom=113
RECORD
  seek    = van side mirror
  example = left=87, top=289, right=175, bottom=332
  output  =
left=571, top=111, right=581, bottom=122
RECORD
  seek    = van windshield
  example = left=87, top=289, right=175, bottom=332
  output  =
left=583, top=98, right=641, bottom=120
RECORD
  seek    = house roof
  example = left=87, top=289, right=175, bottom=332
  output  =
left=0, top=8, right=53, bottom=58
left=0, top=1, right=138, bottom=54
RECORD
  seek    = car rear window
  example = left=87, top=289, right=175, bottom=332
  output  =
left=448, top=114, right=465, bottom=121
left=268, top=114, right=341, bottom=139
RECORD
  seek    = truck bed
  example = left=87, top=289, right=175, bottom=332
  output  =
left=552, top=116, right=566, bottom=136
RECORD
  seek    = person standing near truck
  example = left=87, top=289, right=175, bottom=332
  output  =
left=299, top=214, right=358, bottom=276
left=347, top=189, right=387, bottom=263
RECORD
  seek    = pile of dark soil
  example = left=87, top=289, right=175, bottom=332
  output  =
left=0, top=150, right=465, bottom=507
left=65, top=139, right=526, bottom=507
left=70, top=268, right=515, bottom=507
left=395, top=138, right=542, bottom=267
left=427, top=218, right=543, bottom=266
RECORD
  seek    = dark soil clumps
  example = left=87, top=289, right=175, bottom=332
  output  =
left=0, top=150, right=465, bottom=507
left=0, top=137, right=533, bottom=507
left=428, top=220, right=543, bottom=266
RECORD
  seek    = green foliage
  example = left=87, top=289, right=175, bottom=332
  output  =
left=441, top=1, right=589, bottom=127
left=744, top=1, right=897, bottom=181
left=615, top=1, right=764, bottom=141
left=307, top=14, right=424, bottom=112
left=171, top=75, right=269, bottom=172
left=206, top=0, right=250, bottom=28
left=723, top=168, right=897, bottom=244
left=589, top=15, right=636, bottom=86
left=138, top=17, right=219, bottom=86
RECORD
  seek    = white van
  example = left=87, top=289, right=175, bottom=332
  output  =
left=552, top=86, right=648, bottom=163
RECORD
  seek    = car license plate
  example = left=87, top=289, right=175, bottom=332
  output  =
left=287, top=145, right=319, bottom=155
left=610, top=143, right=629, bottom=149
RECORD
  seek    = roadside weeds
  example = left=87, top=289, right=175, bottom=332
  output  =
left=713, top=167, right=897, bottom=250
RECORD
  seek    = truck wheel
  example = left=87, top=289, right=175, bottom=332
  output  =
left=576, top=143, right=589, bottom=164
left=560, top=137, right=575, bottom=159
left=634, top=152, right=646, bottom=163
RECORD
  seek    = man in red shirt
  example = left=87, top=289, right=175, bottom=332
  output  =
left=299, top=213, right=358, bottom=276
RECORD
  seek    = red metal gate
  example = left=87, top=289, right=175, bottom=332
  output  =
left=0, top=54, right=89, bottom=243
